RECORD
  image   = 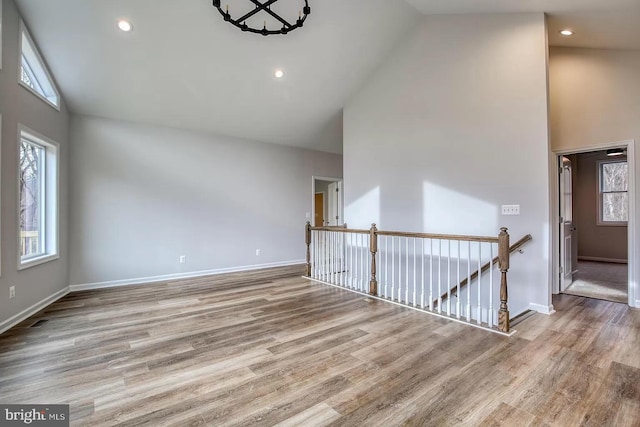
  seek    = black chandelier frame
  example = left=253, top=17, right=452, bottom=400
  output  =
left=212, top=0, right=310, bottom=36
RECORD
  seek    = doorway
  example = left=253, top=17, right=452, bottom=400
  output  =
left=312, top=177, right=343, bottom=227
left=554, top=142, right=635, bottom=305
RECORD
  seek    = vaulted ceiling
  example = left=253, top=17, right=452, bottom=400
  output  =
left=14, top=0, right=640, bottom=154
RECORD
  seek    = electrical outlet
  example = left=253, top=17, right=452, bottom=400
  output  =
left=255, top=249, right=261, bottom=256
left=501, top=205, right=520, bottom=215
left=9, top=286, right=16, bottom=299
left=179, top=255, right=186, bottom=264
left=305, top=212, right=311, bottom=219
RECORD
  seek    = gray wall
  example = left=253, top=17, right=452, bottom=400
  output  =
left=574, top=152, right=628, bottom=261
left=343, top=13, right=551, bottom=316
left=0, top=0, right=69, bottom=325
left=69, top=115, right=342, bottom=285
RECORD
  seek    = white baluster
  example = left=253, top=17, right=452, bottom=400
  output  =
left=413, top=238, right=417, bottom=306
left=405, top=238, right=409, bottom=304
left=332, top=232, right=336, bottom=283
left=398, top=237, right=402, bottom=302
left=489, top=243, right=494, bottom=328
left=429, top=239, right=433, bottom=311
left=467, top=241, right=471, bottom=322
left=325, top=231, right=329, bottom=282
left=350, top=233, right=354, bottom=288
left=477, top=243, right=482, bottom=325
left=421, top=239, right=425, bottom=309
left=335, top=231, right=339, bottom=284
left=447, top=240, right=451, bottom=316
left=437, top=240, right=442, bottom=314
left=391, top=237, right=395, bottom=301
left=360, top=234, right=365, bottom=292
left=314, top=231, right=318, bottom=278
left=353, top=233, right=357, bottom=289
left=456, top=241, right=461, bottom=319
left=385, top=236, right=389, bottom=298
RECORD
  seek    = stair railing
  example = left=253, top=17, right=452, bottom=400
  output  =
left=305, top=222, right=531, bottom=334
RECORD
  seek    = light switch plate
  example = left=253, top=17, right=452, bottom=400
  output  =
left=502, top=205, right=520, bottom=215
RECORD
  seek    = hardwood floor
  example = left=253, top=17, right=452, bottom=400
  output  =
left=0, top=266, right=639, bottom=426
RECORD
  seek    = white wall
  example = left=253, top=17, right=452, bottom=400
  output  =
left=0, top=0, right=70, bottom=328
left=343, top=13, right=551, bottom=316
left=550, top=47, right=640, bottom=306
left=69, top=115, right=342, bottom=286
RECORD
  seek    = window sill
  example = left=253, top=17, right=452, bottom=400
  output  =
left=18, top=253, right=59, bottom=271
left=596, top=222, right=628, bottom=227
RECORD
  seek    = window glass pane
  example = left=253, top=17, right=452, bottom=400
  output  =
left=602, top=192, right=628, bottom=222
left=601, top=162, right=628, bottom=192
left=20, top=139, right=45, bottom=258
left=19, top=24, right=60, bottom=107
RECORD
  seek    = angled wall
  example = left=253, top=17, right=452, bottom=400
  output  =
left=0, top=0, right=70, bottom=330
left=343, top=13, right=551, bottom=316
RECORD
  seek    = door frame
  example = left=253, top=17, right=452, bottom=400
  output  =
left=311, top=176, right=343, bottom=227
left=559, top=155, right=575, bottom=292
left=550, top=139, right=637, bottom=307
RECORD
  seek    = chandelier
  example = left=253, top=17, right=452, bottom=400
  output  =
left=212, top=0, right=311, bottom=36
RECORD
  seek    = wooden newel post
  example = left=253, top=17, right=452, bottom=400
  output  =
left=305, top=221, right=312, bottom=277
left=498, top=227, right=510, bottom=332
left=369, top=223, right=378, bottom=296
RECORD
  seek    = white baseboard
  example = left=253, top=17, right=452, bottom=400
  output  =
left=0, top=287, right=70, bottom=335
left=529, top=302, right=556, bottom=315
left=578, top=256, right=627, bottom=264
left=69, top=260, right=305, bottom=292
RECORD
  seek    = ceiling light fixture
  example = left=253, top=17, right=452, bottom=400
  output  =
left=117, top=19, right=133, bottom=32
left=211, top=0, right=310, bottom=36
left=274, top=69, right=285, bottom=79
left=607, top=148, right=625, bottom=157
left=559, top=29, right=574, bottom=36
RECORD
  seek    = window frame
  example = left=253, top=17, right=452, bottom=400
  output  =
left=17, top=124, right=59, bottom=270
left=18, top=20, right=61, bottom=111
left=597, top=158, right=628, bottom=227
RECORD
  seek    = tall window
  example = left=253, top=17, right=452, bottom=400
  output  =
left=20, top=138, right=45, bottom=258
left=599, top=160, right=628, bottom=225
left=19, top=21, right=60, bottom=109
left=18, top=126, right=58, bottom=268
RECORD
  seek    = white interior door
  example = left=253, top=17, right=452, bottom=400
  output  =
left=327, top=181, right=343, bottom=226
left=560, top=157, right=575, bottom=291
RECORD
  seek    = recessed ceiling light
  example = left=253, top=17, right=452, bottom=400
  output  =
left=117, top=19, right=133, bottom=32
left=274, top=69, right=285, bottom=79
left=559, top=29, right=574, bottom=36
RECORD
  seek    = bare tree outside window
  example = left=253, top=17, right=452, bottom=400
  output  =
left=19, top=139, right=44, bottom=257
left=599, top=160, right=628, bottom=223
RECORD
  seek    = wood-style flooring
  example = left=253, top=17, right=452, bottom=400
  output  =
left=0, top=266, right=639, bottom=426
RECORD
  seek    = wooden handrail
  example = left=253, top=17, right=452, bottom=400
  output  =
left=435, top=233, right=532, bottom=303
left=310, top=226, right=369, bottom=234
left=310, top=226, right=500, bottom=243
left=376, top=230, right=499, bottom=243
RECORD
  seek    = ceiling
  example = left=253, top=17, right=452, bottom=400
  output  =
left=405, top=0, right=640, bottom=50
left=15, top=0, right=640, bottom=154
